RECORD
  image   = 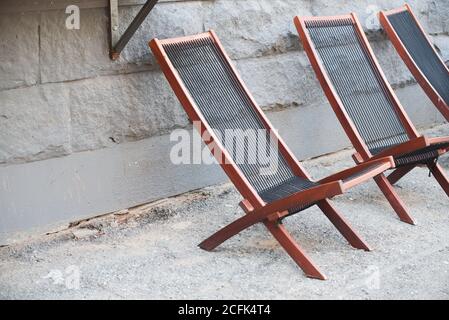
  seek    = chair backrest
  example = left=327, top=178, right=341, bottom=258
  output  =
left=295, top=15, right=417, bottom=157
left=380, top=5, right=449, bottom=108
left=150, top=32, right=307, bottom=199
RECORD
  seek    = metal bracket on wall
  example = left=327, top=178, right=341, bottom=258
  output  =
left=109, top=0, right=159, bottom=60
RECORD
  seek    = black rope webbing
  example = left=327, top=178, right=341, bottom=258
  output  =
left=163, top=38, right=317, bottom=214
left=387, top=10, right=449, bottom=106
left=394, top=142, right=448, bottom=167
left=305, top=19, right=410, bottom=154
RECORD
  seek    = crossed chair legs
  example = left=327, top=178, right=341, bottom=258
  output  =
left=199, top=156, right=449, bottom=280
left=386, top=161, right=449, bottom=197
left=352, top=141, right=449, bottom=226
left=371, top=161, right=449, bottom=226
left=359, top=163, right=449, bottom=227
left=200, top=199, right=370, bottom=280
left=267, top=200, right=371, bottom=280
left=198, top=158, right=395, bottom=280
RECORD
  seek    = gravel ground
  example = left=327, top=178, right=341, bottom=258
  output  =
left=1, top=124, right=449, bottom=300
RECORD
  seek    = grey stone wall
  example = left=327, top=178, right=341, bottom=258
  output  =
left=0, top=0, right=448, bottom=240
left=1, top=0, right=448, bottom=166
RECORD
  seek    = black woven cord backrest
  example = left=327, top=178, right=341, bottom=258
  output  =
left=162, top=36, right=300, bottom=194
left=305, top=19, right=409, bottom=154
left=387, top=10, right=449, bottom=106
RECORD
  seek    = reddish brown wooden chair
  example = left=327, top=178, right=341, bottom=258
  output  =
left=380, top=4, right=449, bottom=122
left=149, top=31, right=396, bottom=280
left=294, top=14, right=449, bottom=226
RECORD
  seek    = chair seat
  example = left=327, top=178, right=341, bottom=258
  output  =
left=260, top=176, right=318, bottom=203
left=370, top=142, right=449, bottom=167
left=395, top=143, right=449, bottom=166
left=259, top=176, right=318, bottom=216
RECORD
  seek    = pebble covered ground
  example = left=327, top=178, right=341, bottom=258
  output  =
left=1, top=124, right=448, bottom=299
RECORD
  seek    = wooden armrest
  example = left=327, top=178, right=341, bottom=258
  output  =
left=428, top=136, right=449, bottom=145
left=318, top=156, right=394, bottom=189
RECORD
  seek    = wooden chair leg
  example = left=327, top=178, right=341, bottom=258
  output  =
left=198, top=210, right=265, bottom=251
left=199, top=211, right=327, bottom=279
left=387, top=165, right=415, bottom=185
left=374, top=174, right=416, bottom=225
left=429, top=163, right=449, bottom=197
left=264, top=220, right=327, bottom=280
left=317, top=200, right=372, bottom=251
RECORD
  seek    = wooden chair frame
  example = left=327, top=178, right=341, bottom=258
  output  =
left=149, top=31, right=396, bottom=280
left=294, top=14, right=449, bottom=226
left=379, top=4, right=449, bottom=122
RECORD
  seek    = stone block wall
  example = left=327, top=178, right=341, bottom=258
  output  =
left=1, top=0, right=448, bottom=165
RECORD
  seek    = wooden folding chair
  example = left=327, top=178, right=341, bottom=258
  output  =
left=294, top=14, right=449, bottom=226
left=380, top=4, right=449, bottom=122
left=149, top=31, right=396, bottom=279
